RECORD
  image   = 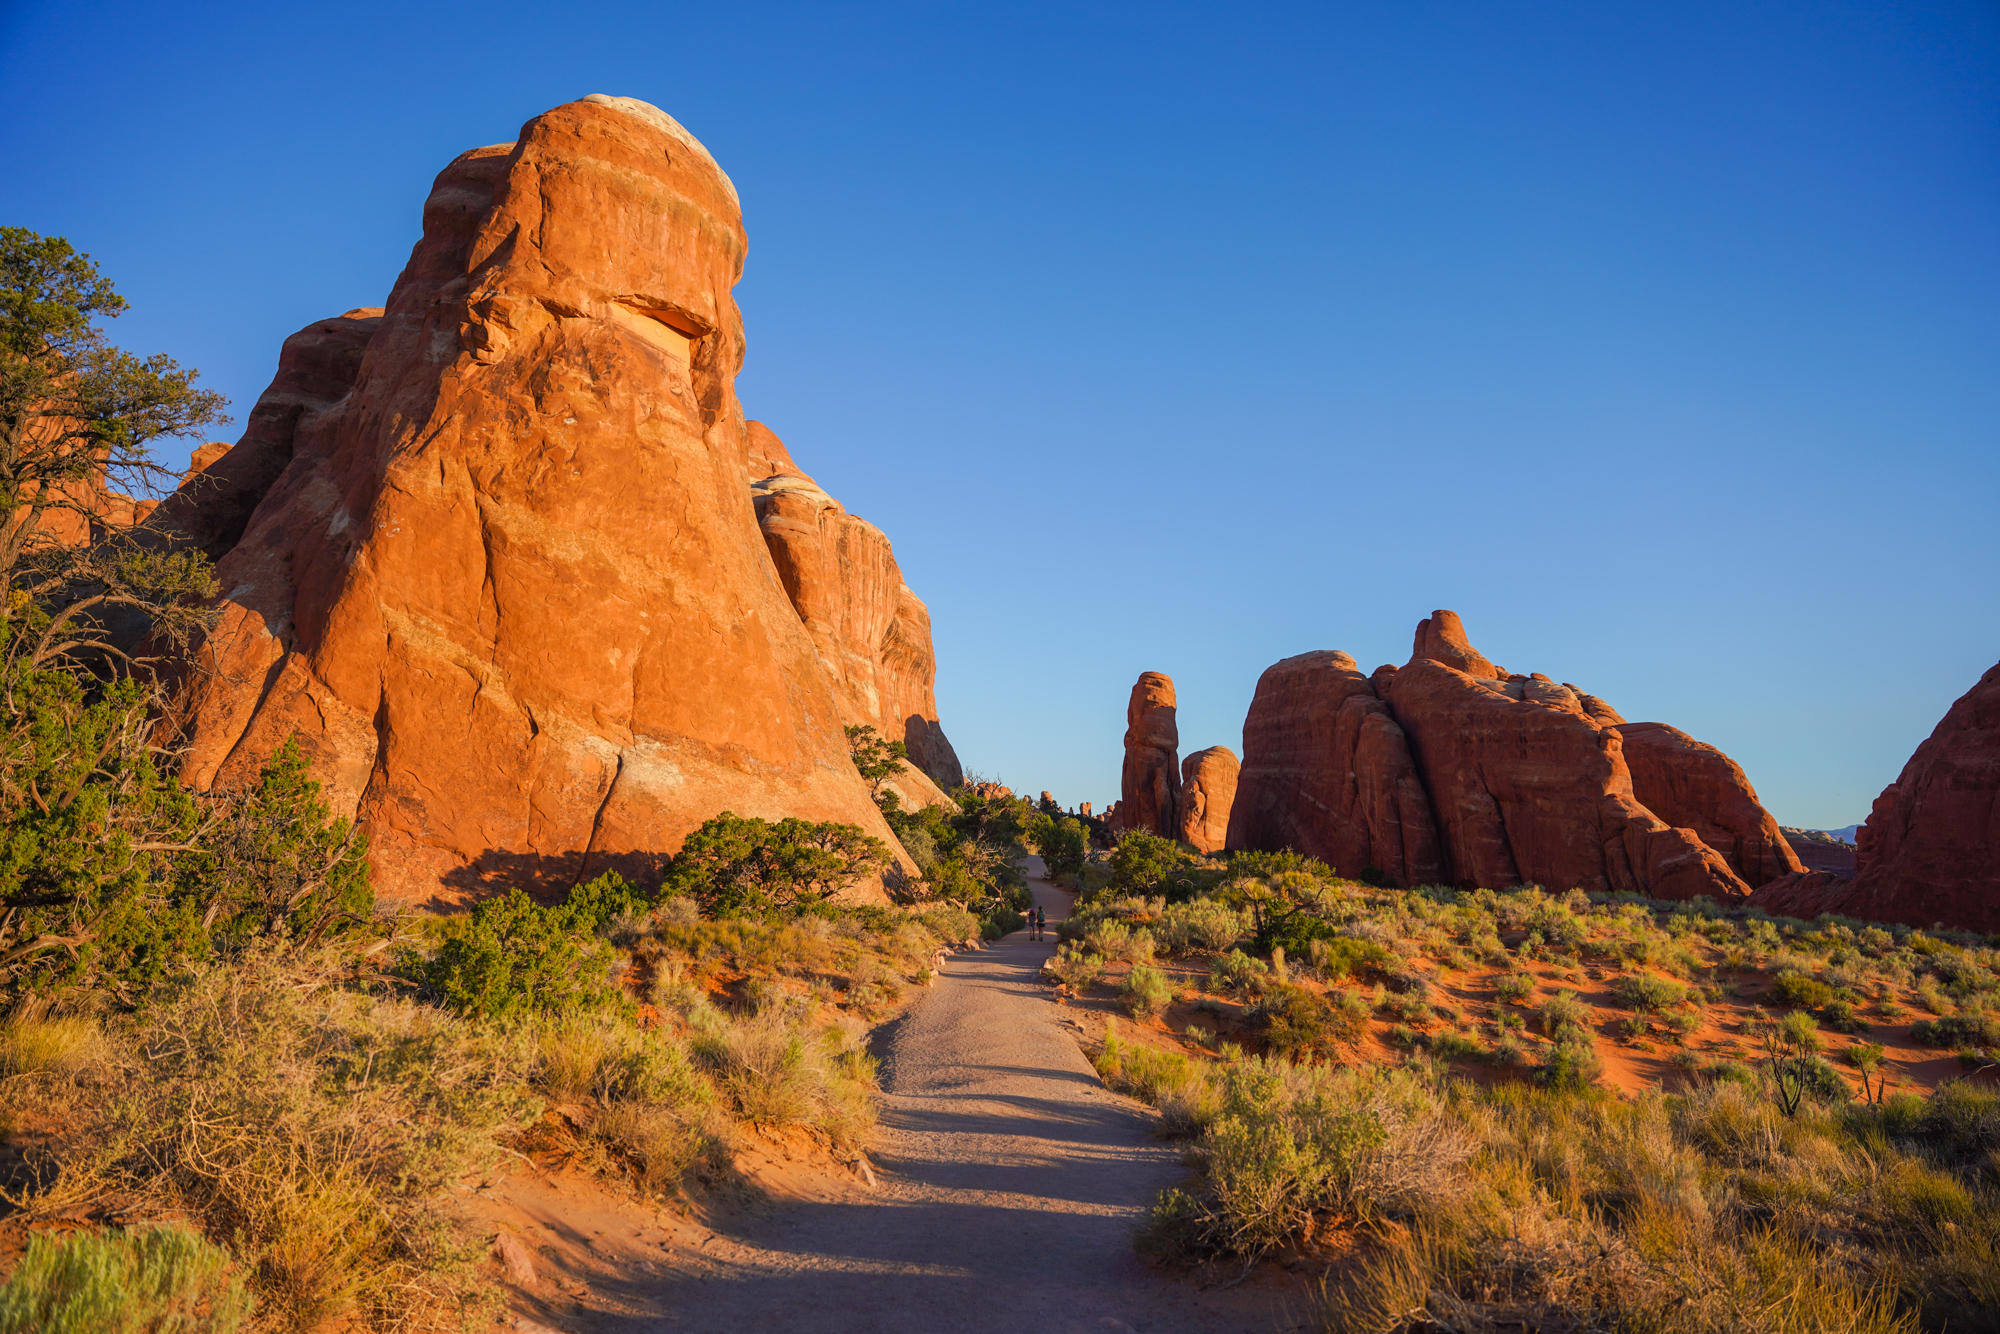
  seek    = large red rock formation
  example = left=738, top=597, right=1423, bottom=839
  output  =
left=745, top=420, right=961, bottom=800
left=1750, top=662, right=2000, bottom=932
left=162, top=96, right=921, bottom=904
left=1175, top=746, right=1239, bottom=853
left=1120, top=673, right=1180, bottom=838
left=149, top=312, right=383, bottom=561
left=1385, top=613, right=1752, bottom=900
left=1612, top=722, right=1803, bottom=887
left=1225, top=652, right=1444, bottom=884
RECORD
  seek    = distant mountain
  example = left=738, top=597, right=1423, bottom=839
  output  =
left=1781, top=825, right=1859, bottom=846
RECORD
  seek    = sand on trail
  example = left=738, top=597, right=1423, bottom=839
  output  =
left=590, top=859, right=1305, bottom=1334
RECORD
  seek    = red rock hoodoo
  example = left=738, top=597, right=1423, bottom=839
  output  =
left=1750, top=661, right=2000, bottom=932
left=157, top=96, right=945, bottom=904
left=1225, top=652, right=1443, bottom=884
left=1227, top=613, right=1794, bottom=901
left=1175, top=746, right=1239, bottom=853
left=1120, top=672, right=1180, bottom=838
left=745, top=420, right=961, bottom=805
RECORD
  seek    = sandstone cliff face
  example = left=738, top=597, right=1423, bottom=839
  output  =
left=1225, top=651, right=1443, bottom=884
left=1120, top=673, right=1180, bottom=838
left=744, top=420, right=961, bottom=801
left=1750, top=662, right=2000, bottom=932
left=1175, top=746, right=1239, bottom=853
left=1386, top=615, right=1752, bottom=900
left=164, top=97, right=918, bottom=904
left=1613, top=722, right=1803, bottom=887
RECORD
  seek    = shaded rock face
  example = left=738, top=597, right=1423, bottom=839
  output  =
left=1613, top=722, right=1803, bottom=887
left=745, top=420, right=962, bottom=799
left=1120, top=673, right=1179, bottom=837
left=1225, top=652, right=1443, bottom=884
left=1753, top=662, right=2000, bottom=932
left=1175, top=746, right=1239, bottom=853
left=162, top=96, right=917, bottom=904
left=1229, top=613, right=1790, bottom=901
left=1386, top=616, right=1752, bottom=900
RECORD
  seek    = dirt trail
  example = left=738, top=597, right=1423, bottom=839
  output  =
left=594, top=861, right=1303, bottom=1333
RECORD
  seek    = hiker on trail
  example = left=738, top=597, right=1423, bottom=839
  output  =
left=1036, top=906, right=1047, bottom=937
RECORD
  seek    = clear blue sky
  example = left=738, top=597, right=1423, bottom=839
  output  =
left=4, top=1, right=1995, bottom=829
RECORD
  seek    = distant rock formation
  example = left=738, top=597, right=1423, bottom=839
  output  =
left=745, top=419, right=961, bottom=802
left=1750, top=661, right=2000, bottom=932
left=155, top=96, right=935, bottom=904
left=1779, top=828, right=1857, bottom=878
left=1175, top=746, right=1239, bottom=852
left=1225, top=652, right=1442, bottom=884
left=1120, top=673, right=1179, bottom=837
left=1228, top=612, right=1792, bottom=901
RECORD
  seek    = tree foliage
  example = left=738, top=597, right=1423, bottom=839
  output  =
left=0, top=228, right=228, bottom=585
left=666, top=812, right=890, bottom=916
left=844, top=724, right=907, bottom=799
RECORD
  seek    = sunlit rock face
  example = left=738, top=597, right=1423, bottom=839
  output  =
left=163, top=96, right=922, bottom=904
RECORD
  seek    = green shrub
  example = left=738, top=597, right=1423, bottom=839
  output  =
left=1767, top=971, right=1835, bottom=1009
left=1155, top=898, right=1247, bottom=954
left=1538, top=989, right=1589, bottom=1036
left=1614, top=973, right=1688, bottom=1012
left=1208, top=949, right=1268, bottom=994
left=1429, top=1032, right=1481, bottom=1061
left=1538, top=1035, right=1603, bottom=1090
left=1911, top=1013, right=2000, bottom=1049
left=1250, top=984, right=1355, bottom=1062
left=666, top=813, right=890, bottom=915
left=1048, top=944, right=1105, bottom=990
left=1122, top=964, right=1174, bottom=1019
left=413, top=872, right=642, bottom=1021
left=1495, top=973, right=1535, bottom=1004
left=0, top=1224, right=253, bottom=1334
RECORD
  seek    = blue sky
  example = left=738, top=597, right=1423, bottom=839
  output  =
left=3, top=0, right=1995, bottom=828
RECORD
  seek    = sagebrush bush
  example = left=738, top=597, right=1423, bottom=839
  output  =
left=1122, top=963, right=1174, bottom=1018
left=0, top=1224, right=253, bottom=1334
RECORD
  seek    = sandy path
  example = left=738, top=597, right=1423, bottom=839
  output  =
left=597, top=862, right=1303, bottom=1333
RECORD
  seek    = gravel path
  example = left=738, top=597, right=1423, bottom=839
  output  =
left=603, top=862, right=1303, bottom=1333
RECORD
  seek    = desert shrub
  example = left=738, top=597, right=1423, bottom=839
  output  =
left=0, top=1223, right=253, bottom=1334
left=19, top=947, right=535, bottom=1329
left=1026, top=812, right=1089, bottom=879
left=1429, top=1032, right=1481, bottom=1061
left=666, top=812, right=890, bottom=915
left=1155, top=898, right=1247, bottom=954
left=1615, top=973, right=1689, bottom=1012
left=1821, top=997, right=1871, bottom=1034
left=1538, top=989, right=1589, bottom=1036
left=980, top=906, right=1027, bottom=939
left=411, top=872, right=642, bottom=1021
left=1097, top=1025, right=1206, bottom=1109
left=1911, top=1013, right=2000, bottom=1050
left=0, top=1013, right=101, bottom=1077
left=1768, top=970, right=1835, bottom=1010
left=1107, top=830, right=1219, bottom=901
left=913, top=905, right=979, bottom=944
left=1495, top=973, right=1535, bottom=1004
left=1250, top=984, right=1354, bottom=1062
left=1047, top=944, right=1106, bottom=990
left=689, top=1008, right=877, bottom=1147
left=1306, top=935, right=1393, bottom=981
left=1085, top=919, right=1155, bottom=962
left=1122, top=964, right=1174, bottom=1019
left=1208, top=949, right=1268, bottom=994
left=1538, top=1033, right=1603, bottom=1090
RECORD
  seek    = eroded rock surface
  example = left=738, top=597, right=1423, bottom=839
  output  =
left=1120, top=673, right=1180, bottom=838
left=163, top=96, right=918, bottom=904
left=745, top=420, right=961, bottom=800
left=1613, top=722, right=1803, bottom=887
left=1175, top=746, right=1239, bottom=853
left=1225, top=652, right=1442, bottom=884
left=1224, top=613, right=1794, bottom=900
